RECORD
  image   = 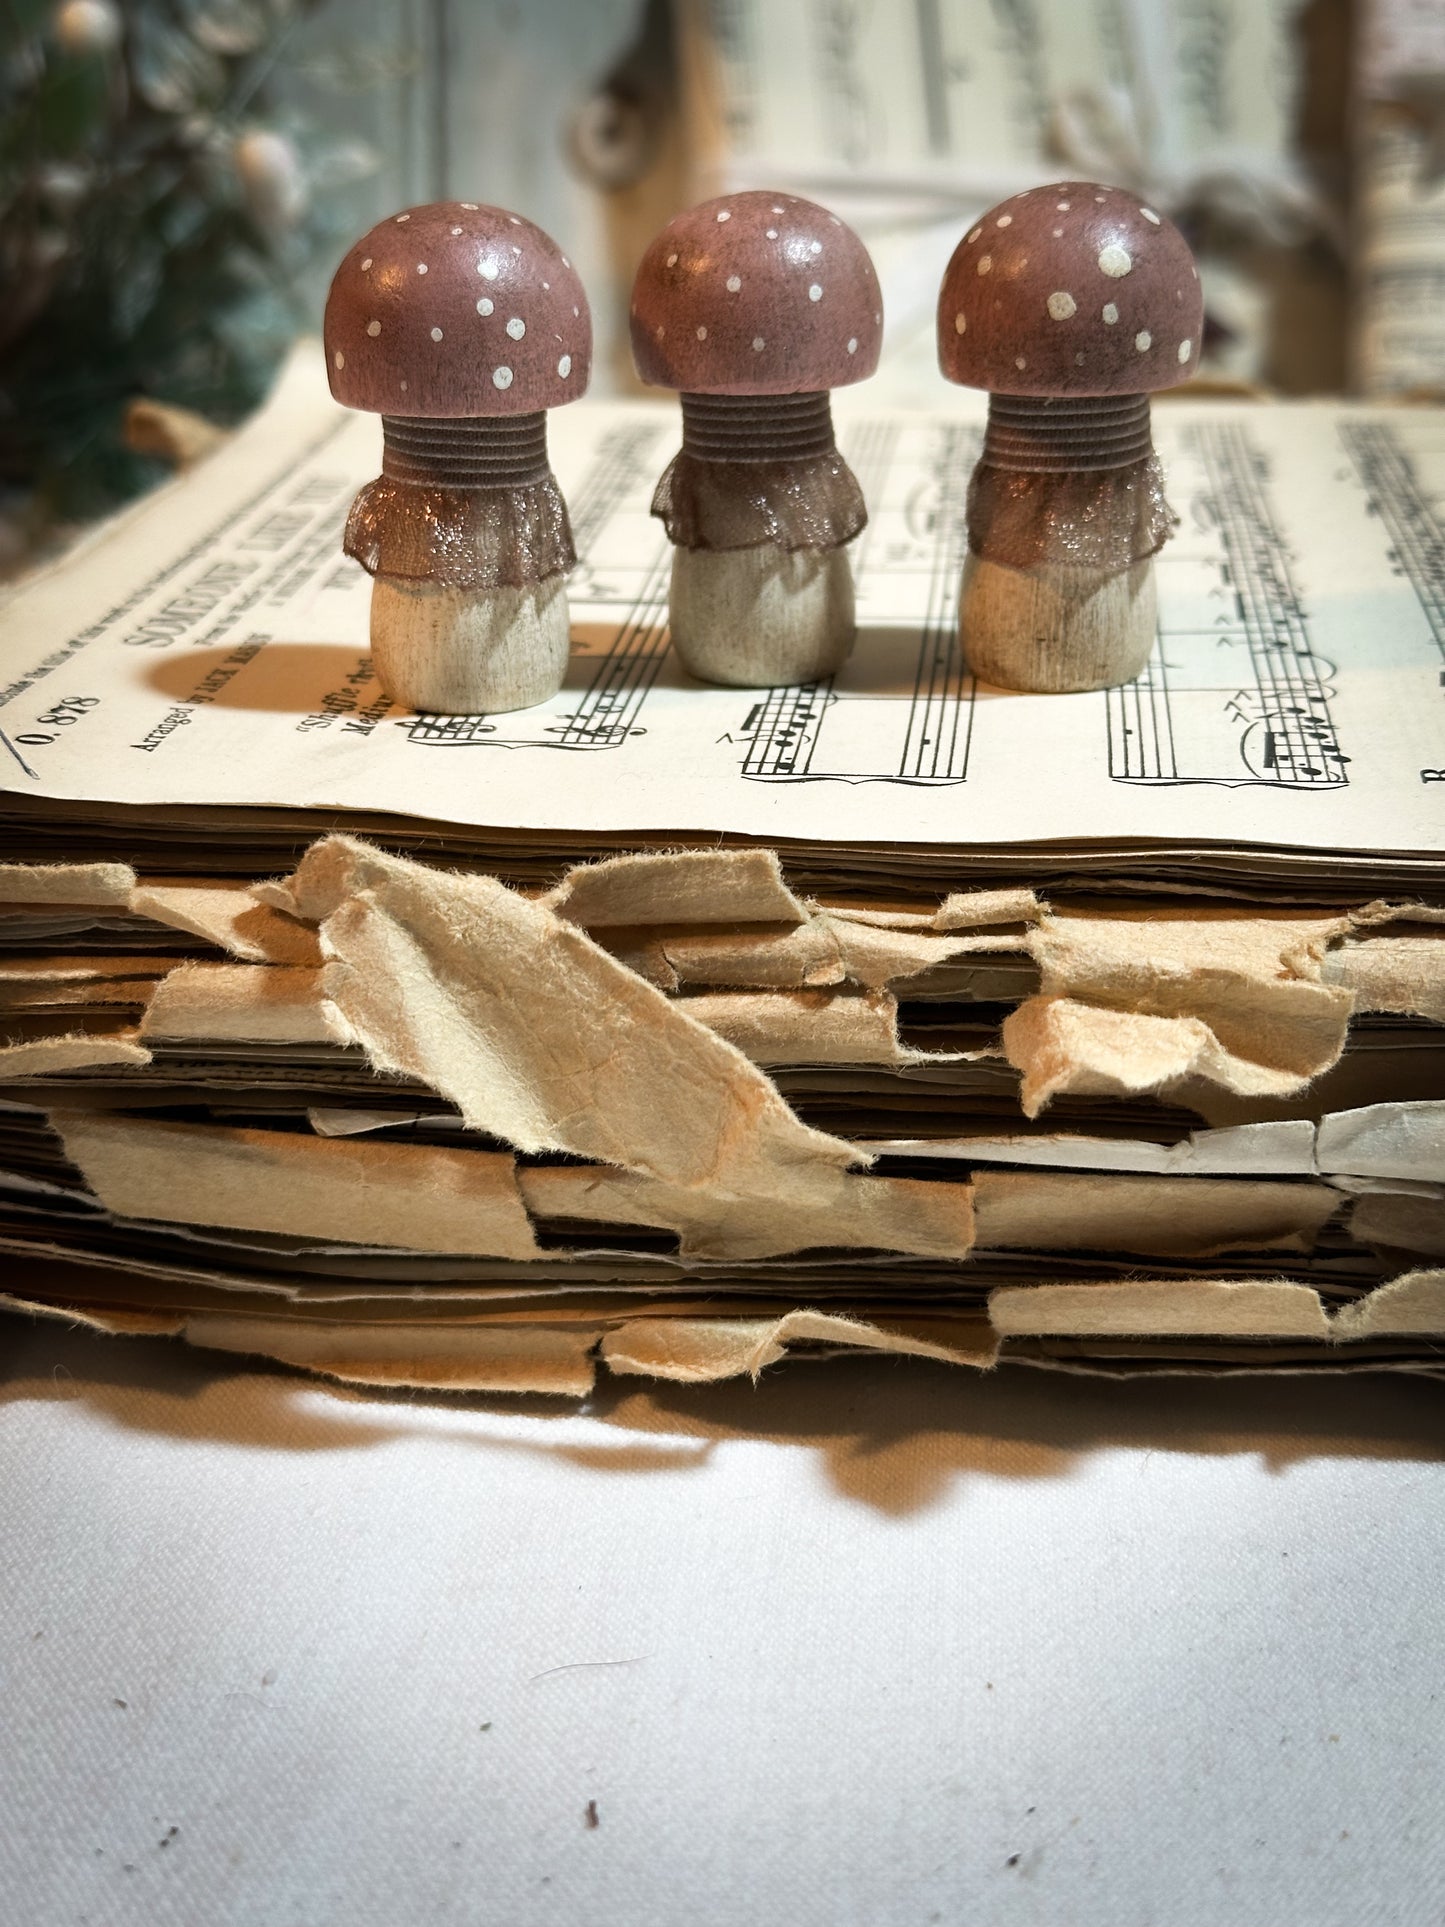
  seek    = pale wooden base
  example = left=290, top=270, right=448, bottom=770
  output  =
left=369, top=576, right=570, bottom=714
left=669, top=545, right=855, bottom=687
left=959, top=554, right=1157, bottom=693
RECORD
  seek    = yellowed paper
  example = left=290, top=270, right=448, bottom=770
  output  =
left=265, top=837, right=859, bottom=1194
left=181, top=1312, right=600, bottom=1395
left=1331, top=1268, right=1445, bottom=1338
left=601, top=1308, right=997, bottom=1382
left=544, top=848, right=807, bottom=928
left=54, top=1110, right=541, bottom=1259
left=972, top=1169, right=1339, bottom=1256
left=141, top=962, right=353, bottom=1046
left=988, top=1280, right=1332, bottom=1339
left=517, top=1163, right=974, bottom=1263
left=0, top=1030, right=152, bottom=1077
left=132, top=880, right=323, bottom=966
left=0, top=862, right=136, bottom=907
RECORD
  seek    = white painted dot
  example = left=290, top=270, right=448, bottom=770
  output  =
left=542, top=281, right=550, bottom=290
left=666, top=252, right=678, bottom=266
left=954, top=311, right=967, bottom=334
left=655, top=324, right=665, bottom=339
left=1095, top=193, right=1107, bottom=202
left=1141, top=207, right=1161, bottom=224
left=1103, top=302, right=1119, bottom=324
left=1057, top=200, right=1070, bottom=211
left=726, top=275, right=741, bottom=292
left=558, top=354, right=572, bottom=377
left=431, top=326, right=443, bottom=341
left=399, top=378, right=407, bottom=390
left=360, top=257, right=372, bottom=271
left=766, top=228, right=778, bottom=240
left=573, top=305, right=580, bottom=317
left=967, top=225, right=982, bottom=243
left=1135, top=329, right=1151, bottom=351
left=493, top=366, right=513, bottom=388
left=996, top=214, right=1012, bottom=227
left=509, top=215, right=521, bottom=225
left=1052, top=228, right=1064, bottom=238
left=1015, top=355, right=1027, bottom=369
left=460, top=202, right=478, bottom=210
left=809, top=239, right=821, bottom=254
left=512, top=246, right=521, bottom=256
left=396, top=213, right=410, bottom=222
left=1075, top=352, right=1085, bottom=364
left=416, top=263, right=427, bottom=274
left=808, top=284, right=822, bottom=301
left=1098, top=245, right=1132, bottom=277
left=478, top=260, right=498, bottom=279
left=977, top=255, right=992, bottom=275
left=506, top=317, right=525, bottom=339
left=752, top=336, right=765, bottom=351
left=366, top=319, right=381, bottom=336
left=874, top=311, right=881, bottom=323
left=450, top=226, right=462, bottom=236
left=1178, top=338, right=1192, bottom=362
left=696, top=325, right=707, bottom=339
left=1047, top=290, right=1077, bottom=320
left=477, top=297, right=493, bottom=315
left=333, top=350, right=344, bottom=369
left=847, top=337, right=857, bottom=353
left=716, top=208, right=731, bottom=222
left=772, top=205, right=784, bottom=213
left=561, top=256, right=570, bottom=267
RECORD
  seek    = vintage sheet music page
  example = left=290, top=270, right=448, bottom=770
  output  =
left=0, top=349, right=1442, bottom=862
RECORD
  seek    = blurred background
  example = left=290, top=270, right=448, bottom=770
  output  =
left=1, top=0, right=1442, bottom=568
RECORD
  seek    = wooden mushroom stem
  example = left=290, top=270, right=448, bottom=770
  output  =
left=961, top=391, right=1171, bottom=694
left=660, top=391, right=862, bottom=689
left=344, top=412, right=576, bottom=716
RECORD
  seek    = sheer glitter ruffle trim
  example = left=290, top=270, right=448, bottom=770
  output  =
left=343, top=473, right=576, bottom=590
left=650, top=449, right=867, bottom=554
left=966, top=453, right=1177, bottom=572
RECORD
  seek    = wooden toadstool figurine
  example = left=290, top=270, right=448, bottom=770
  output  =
left=324, top=202, right=591, bottom=714
left=630, top=191, right=883, bottom=686
left=937, top=181, right=1203, bottom=693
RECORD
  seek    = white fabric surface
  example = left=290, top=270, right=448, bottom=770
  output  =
left=2, top=1313, right=1442, bottom=1927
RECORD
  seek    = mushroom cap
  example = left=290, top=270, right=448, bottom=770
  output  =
left=630, top=191, right=883, bottom=396
left=324, top=201, right=592, bottom=417
left=937, top=182, right=1203, bottom=397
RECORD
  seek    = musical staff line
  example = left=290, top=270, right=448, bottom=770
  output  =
left=1339, top=420, right=1445, bottom=662
left=1109, top=421, right=1348, bottom=789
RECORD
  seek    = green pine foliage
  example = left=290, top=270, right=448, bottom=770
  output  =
left=0, top=0, right=371, bottom=529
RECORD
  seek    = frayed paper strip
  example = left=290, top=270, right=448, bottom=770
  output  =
left=988, top=1280, right=1333, bottom=1339
left=260, top=834, right=864, bottom=1198
left=141, top=962, right=353, bottom=1046
left=543, top=848, right=807, bottom=928
left=132, top=881, right=322, bottom=966
left=600, top=1309, right=998, bottom=1382
left=54, top=1110, right=542, bottom=1260
left=972, top=1169, right=1340, bottom=1257
left=0, top=862, right=136, bottom=908
left=0, top=1029, right=152, bottom=1077
left=517, top=1163, right=974, bottom=1263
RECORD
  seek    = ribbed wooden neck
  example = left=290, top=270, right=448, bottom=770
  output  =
left=983, top=392, right=1152, bottom=474
left=381, top=413, right=550, bottom=487
left=680, top=391, right=836, bottom=463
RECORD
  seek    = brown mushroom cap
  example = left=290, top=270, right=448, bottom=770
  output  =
left=324, top=201, right=592, bottom=417
left=937, top=182, right=1203, bottom=397
left=630, top=191, right=883, bottom=396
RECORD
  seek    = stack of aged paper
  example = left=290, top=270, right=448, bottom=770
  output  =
left=1, top=353, right=1442, bottom=1395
